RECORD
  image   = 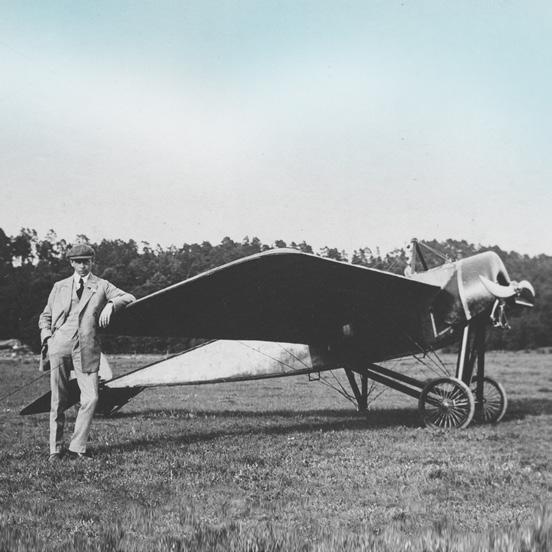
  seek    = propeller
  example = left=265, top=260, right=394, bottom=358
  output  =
left=479, top=276, right=535, bottom=307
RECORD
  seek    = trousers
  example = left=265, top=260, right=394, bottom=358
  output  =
left=49, top=351, right=99, bottom=454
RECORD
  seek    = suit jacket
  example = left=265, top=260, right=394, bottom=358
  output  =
left=38, top=274, right=136, bottom=373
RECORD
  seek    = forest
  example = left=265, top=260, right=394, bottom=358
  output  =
left=0, top=227, right=550, bottom=353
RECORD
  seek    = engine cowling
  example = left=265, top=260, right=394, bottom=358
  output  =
left=412, top=251, right=535, bottom=328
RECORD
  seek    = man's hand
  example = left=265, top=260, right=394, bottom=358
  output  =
left=99, top=302, right=114, bottom=328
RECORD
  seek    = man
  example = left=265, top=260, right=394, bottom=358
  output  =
left=39, top=244, right=135, bottom=461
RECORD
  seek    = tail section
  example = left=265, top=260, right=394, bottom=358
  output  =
left=21, top=340, right=331, bottom=416
left=19, top=381, right=143, bottom=416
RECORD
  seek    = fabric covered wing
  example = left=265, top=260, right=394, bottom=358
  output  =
left=107, top=249, right=440, bottom=344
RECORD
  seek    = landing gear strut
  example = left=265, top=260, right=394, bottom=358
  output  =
left=342, top=315, right=508, bottom=429
left=471, top=376, right=507, bottom=423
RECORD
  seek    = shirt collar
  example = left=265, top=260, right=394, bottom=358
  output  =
left=73, top=272, right=91, bottom=285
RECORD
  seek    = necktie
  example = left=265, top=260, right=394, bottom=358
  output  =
left=77, top=278, right=84, bottom=300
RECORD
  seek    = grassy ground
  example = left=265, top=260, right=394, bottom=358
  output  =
left=0, top=351, right=551, bottom=550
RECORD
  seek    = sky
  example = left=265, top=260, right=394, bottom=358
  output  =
left=1, top=1, right=551, bottom=256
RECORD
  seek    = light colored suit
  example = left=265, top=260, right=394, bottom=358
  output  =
left=39, top=273, right=135, bottom=453
left=39, top=274, right=135, bottom=373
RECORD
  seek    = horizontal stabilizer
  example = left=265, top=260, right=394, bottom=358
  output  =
left=95, top=386, right=145, bottom=416
left=20, top=380, right=144, bottom=416
left=20, top=379, right=80, bottom=415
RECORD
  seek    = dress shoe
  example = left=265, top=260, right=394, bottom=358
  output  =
left=66, top=450, right=93, bottom=460
left=48, top=452, right=63, bottom=463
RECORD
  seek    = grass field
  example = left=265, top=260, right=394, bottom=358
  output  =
left=0, top=351, right=551, bottom=550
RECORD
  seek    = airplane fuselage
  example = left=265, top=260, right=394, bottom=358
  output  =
left=333, top=252, right=516, bottom=364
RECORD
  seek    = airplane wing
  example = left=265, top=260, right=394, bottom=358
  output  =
left=107, top=249, right=440, bottom=344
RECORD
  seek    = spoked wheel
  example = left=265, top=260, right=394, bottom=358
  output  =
left=419, top=377, right=475, bottom=429
left=471, top=376, right=507, bottom=423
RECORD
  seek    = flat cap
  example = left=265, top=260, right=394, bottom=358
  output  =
left=67, top=244, right=95, bottom=259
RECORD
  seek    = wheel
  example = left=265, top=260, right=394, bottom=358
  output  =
left=419, top=377, right=475, bottom=429
left=471, top=376, right=507, bottom=423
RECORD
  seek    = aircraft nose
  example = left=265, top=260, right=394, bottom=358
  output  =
left=514, top=280, right=535, bottom=307
left=479, top=276, right=535, bottom=308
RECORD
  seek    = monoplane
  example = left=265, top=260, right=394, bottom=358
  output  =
left=22, top=240, right=535, bottom=429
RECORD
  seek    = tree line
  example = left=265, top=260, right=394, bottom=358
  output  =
left=0, top=228, right=550, bottom=353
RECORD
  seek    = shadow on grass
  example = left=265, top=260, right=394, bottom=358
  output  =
left=97, top=407, right=421, bottom=453
left=108, top=396, right=552, bottom=423
left=504, top=397, right=552, bottom=420
left=111, top=405, right=423, bottom=428
left=96, top=397, right=552, bottom=454
left=112, top=406, right=371, bottom=419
